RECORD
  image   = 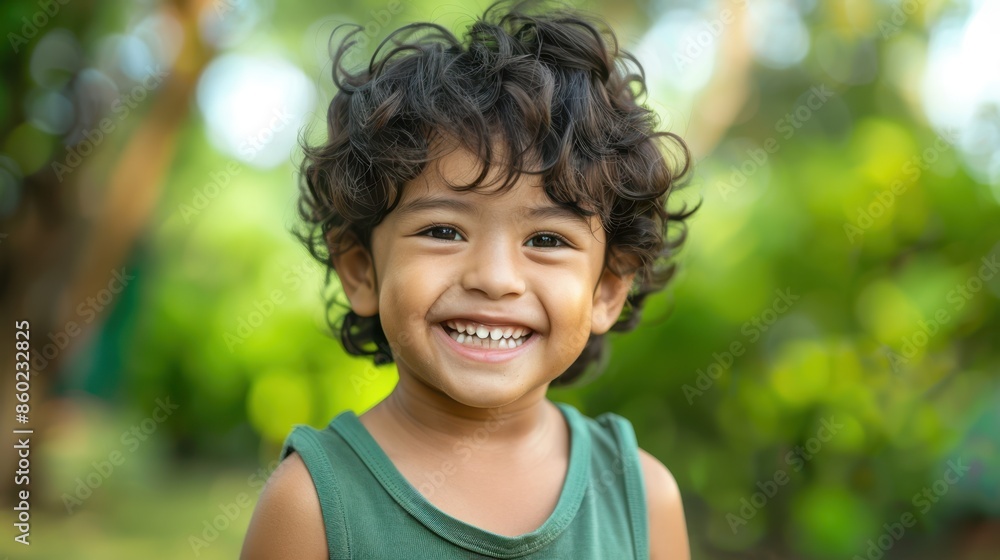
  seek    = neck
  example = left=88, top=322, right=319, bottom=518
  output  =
left=369, top=373, right=558, bottom=456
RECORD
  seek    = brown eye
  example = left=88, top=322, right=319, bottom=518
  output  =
left=422, top=226, right=463, bottom=241
left=527, top=233, right=565, bottom=248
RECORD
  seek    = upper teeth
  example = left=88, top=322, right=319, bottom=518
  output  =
left=445, top=320, right=530, bottom=340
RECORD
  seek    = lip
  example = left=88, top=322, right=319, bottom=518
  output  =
left=433, top=323, right=537, bottom=364
left=437, top=313, right=535, bottom=332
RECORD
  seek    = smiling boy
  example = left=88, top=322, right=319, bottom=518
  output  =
left=242, top=2, right=695, bottom=558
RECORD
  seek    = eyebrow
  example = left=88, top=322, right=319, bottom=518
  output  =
left=394, top=195, right=591, bottom=230
left=394, top=196, right=479, bottom=218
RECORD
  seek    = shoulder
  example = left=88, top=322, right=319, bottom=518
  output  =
left=637, top=448, right=690, bottom=560
left=240, top=451, right=328, bottom=560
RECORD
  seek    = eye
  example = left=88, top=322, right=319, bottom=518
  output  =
left=420, top=225, right=464, bottom=241
left=526, top=232, right=567, bottom=248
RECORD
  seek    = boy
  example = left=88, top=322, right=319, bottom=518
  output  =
left=242, top=2, right=695, bottom=558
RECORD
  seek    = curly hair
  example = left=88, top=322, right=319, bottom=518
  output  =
left=294, top=0, right=697, bottom=386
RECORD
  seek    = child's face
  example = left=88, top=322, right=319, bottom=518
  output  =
left=335, top=145, right=634, bottom=409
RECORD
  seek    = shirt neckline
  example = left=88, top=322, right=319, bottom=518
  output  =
left=329, top=401, right=592, bottom=558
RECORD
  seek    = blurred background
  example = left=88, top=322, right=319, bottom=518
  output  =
left=1, top=0, right=998, bottom=558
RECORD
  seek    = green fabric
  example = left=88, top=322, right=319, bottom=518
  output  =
left=280, top=402, right=649, bottom=559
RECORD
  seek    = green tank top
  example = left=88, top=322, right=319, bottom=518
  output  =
left=280, top=401, right=649, bottom=559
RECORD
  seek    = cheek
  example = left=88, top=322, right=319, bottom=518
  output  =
left=376, top=260, right=449, bottom=333
left=537, top=274, right=593, bottom=328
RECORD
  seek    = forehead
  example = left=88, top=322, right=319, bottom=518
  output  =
left=390, top=143, right=598, bottom=232
left=422, top=140, right=512, bottom=189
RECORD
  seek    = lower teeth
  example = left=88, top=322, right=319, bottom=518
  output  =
left=445, top=328, right=527, bottom=349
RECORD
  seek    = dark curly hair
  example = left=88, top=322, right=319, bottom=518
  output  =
left=294, top=0, right=697, bottom=386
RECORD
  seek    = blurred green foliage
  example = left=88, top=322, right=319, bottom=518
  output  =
left=4, top=0, right=999, bottom=558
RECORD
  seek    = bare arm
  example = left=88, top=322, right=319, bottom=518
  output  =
left=240, top=452, right=328, bottom=560
left=639, top=448, right=691, bottom=560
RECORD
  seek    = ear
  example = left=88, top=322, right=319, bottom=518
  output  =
left=330, top=237, right=379, bottom=317
left=591, top=264, right=635, bottom=335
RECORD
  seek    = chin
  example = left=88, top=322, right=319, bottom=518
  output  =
left=443, top=386, right=522, bottom=409
left=439, top=376, right=535, bottom=410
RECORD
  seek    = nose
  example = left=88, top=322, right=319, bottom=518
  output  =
left=461, top=235, right=526, bottom=299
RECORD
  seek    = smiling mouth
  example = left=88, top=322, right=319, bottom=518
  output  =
left=440, top=320, right=534, bottom=350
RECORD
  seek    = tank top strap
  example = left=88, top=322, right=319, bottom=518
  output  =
left=281, top=420, right=353, bottom=559
left=596, top=411, right=649, bottom=559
